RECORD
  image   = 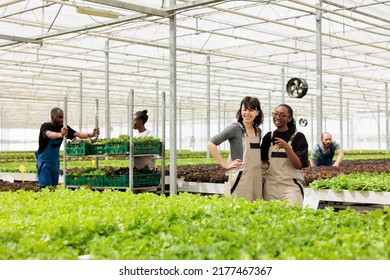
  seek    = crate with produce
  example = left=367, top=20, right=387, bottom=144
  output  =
left=65, top=138, right=92, bottom=156
left=133, top=136, right=162, bottom=155
left=103, top=167, right=128, bottom=188
left=80, top=168, right=105, bottom=187
left=110, top=135, right=162, bottom=155
left=66, top=167, right=161, bottom=189
left=133, top=172, right=161, bottom=187
left=105, top=135, right=129, bottom=155
left=64, top=167, right=88, bottom=186
left=90, top=139, right=108, bottom=155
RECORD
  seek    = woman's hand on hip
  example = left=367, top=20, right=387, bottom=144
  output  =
left=226, top=159, right=243, bottom=169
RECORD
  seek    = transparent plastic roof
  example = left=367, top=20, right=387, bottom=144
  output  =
left=0, top=0, right=389, bottom=135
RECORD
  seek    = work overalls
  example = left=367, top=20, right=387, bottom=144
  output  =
left=263, top=131, right=305, bottom=206
left=224, top=123, right=262, bottom=202
left=134, top=131, right=156, bottom=170
left=35, top=137, right=63, bottom=187
left=316, top=144, right=334, bottom=166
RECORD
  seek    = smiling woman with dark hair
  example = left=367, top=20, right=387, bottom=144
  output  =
left=207, top=96, right=264, bottom=202
left=260, top=104, right=308, bottom=206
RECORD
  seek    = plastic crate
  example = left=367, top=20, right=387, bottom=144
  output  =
left=134, top=172, right=161, bottom=187
left=134, top=142, right=162, bottom=155
left=65, top=142, right=91, bottom=156
left=83, top=175, right=104, bottom=187
left=65, top=174, right=84, bottom=186
left=105, top=142, right=129, bottom=155
left=90, top=143, right=106, bottom=155
left=104, top=175, right=128, bottom=187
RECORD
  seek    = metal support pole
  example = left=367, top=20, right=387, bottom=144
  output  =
left=155, top=80, right=159, bottom=138
left=161, top=91, right=166, bottom=194
left=311, top=97, right=314, bottom=149
left=218, top=86, right=221, bottom=133
left=129, top=90, right=134, bottom=191
left=378, top=104, right=381, bottom=152
left=206, top=55, right=211, bottom=158
left=127, top=95, right=130, bottom=135
left=94, top=99, right=99, bottom=169
left=386, top=83, right=389, bottom=153
left=281, top=67, right=285, bottom=104
left=63, top=96, right=68, bottom=186
left=79, top=71, right=83, bottom=132
left=105, top=39, right=110, bottom=139
left=316, top=1, right=323, bottom=142
left=0, top=108, right=3, bottom=151
left=347, top=100, right=350, bottom=151
left=223, top=104, right=227, bottom=151
left=179, top=103, right=182, bottom=151
left=190, top=108, right=195, bottom=151
left=169, top=0, right=177, bottom=195
left=268, top=92, right=272, bottom=132
left=339, top=77, right=343, bottom=148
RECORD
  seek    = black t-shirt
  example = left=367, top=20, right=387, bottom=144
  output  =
left=37, top=122, right=77, bottom=154
left=260, top=129, right=309, bottom=168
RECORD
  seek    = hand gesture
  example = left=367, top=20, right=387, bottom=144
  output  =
left=61, top=127, right=68, bottom=137
left=91, top=128, right=100, bottom=137
left=274, top=137, right=289, bottom=151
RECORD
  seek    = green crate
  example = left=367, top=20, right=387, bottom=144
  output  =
left=83, top=175, right=104, bottom=187
left=104, top=175, right=128, bottom=187
left=134, top=142, right=162, bottom=155
left=105, top=142, right=129, bottom=155
left=90, top=143, right=106, bottom=155
left=65, top=174, right=85, bottom=186
left=65, top=142, right=91, bottom=156
left=134, top=172, right=161, bottom=187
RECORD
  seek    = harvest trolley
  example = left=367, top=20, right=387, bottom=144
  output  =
left=63, top=94, right=165, bottom=193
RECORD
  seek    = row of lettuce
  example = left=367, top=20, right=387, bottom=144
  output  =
left=1, top=188, right=390, bottom=260
left=0, top=146, right=389, bottom=192
left=309, top=172, right=390, bottom=192
left=1, top=166, right=390, bottom=194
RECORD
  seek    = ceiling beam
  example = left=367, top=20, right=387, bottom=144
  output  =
left=165, top=0, right=227, bottom=12
left=84, top=0, right=227, bottom=16
left=83, top=0, right=169, bottom=17
left=0, top=34, right=41, bottom=44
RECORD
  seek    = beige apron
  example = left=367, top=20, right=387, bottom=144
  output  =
left=263, top=131, right=305, bottom=206
left=134, top=156, right=156, bottom=170
left=134, top=130, right=156, bottom=171
left=224, top=124, right=262, bottom=201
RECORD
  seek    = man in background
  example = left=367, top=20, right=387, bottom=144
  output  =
left=310, top=132, right=344, bottom=167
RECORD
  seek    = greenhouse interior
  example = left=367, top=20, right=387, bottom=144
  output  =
left=1, top=0, right=390, bottom=262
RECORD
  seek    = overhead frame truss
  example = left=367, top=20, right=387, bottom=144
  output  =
left=0, top=0, right=388, bottom=141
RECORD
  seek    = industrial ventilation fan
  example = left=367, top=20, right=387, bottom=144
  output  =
left=286, top=77, right=308, bottom=98
left=298, top=118, right=308, bottom=127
